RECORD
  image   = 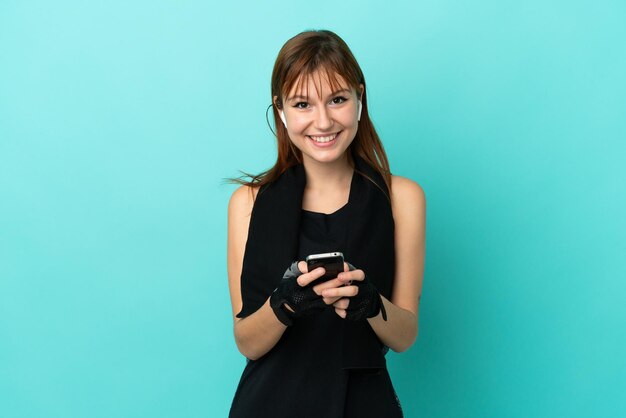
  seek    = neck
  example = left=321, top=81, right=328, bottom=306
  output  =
left=301, top=152, right=354, bottom=192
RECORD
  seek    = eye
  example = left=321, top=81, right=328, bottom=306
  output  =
left=331, top=96, right=348, bottom=105
left=293, top=102, right=309, bottom=109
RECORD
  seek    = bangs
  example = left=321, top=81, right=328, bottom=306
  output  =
left=280, top=54, right=360, bottom=102
left=290, top=68, right=350, bottom=100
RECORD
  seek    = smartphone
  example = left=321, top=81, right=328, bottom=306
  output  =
left=305, top=252, right=344, bottom=285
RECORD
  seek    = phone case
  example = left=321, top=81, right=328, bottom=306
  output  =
left=306, top=252, right=344, bottom=285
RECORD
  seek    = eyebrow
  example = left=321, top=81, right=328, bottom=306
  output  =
left=286, top=89, right=352, bottom=102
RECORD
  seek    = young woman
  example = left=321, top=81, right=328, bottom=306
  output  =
left=227, top=29, right=425, bottom=418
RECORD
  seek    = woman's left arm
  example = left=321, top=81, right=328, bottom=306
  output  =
left=369, top=175, right=426, bottom=352
left=323, top=175, right=426, bottom=352
left=368, top=176, right=426, bottom=352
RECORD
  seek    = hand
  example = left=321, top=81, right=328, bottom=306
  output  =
left=269, top=261, right=329, bottom=326
left=321, top=262, right=387, bottom=321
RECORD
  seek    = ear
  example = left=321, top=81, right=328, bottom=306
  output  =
left=358, top=84, right=364, bottom=101
left=273, top=95, right=287, bottom=128
left=273, top=95, right=282, bottom=110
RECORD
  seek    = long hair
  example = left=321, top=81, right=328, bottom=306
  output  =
left=230, top=29, right=392, bottom=195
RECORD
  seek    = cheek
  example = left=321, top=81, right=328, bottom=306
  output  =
left=337, top=106, right=359, bottom=125
left=288, top=115, right=310, bottom=133
left=338, top=116, right=358, bottom=130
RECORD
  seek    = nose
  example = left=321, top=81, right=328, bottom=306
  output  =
left=313, top=105, right=333, bottom=131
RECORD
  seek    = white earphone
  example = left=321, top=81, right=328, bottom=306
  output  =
left=357, top=99, right=362, bottom=121
left=280, top=110, right=287, bottom=128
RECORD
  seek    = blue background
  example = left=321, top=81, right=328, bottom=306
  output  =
left=1, top=1, right=625, bottom=417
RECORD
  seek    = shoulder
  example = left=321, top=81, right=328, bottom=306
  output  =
left=389, top=175, right=426, bottom=228
left=228, top=184, right=261, bottom=217
left=390, top=175, right=426, bottom=210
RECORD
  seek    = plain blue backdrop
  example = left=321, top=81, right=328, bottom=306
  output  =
left=1, top=1, right=625, bottom=417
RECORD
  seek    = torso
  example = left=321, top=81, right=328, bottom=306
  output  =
left=230, top=165, right=403, bottom=418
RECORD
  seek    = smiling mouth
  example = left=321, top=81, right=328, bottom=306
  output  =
left=307, top=131, right=341, bottom=143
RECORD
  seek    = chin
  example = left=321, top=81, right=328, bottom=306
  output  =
left=303, top=151, right=350, bottom=165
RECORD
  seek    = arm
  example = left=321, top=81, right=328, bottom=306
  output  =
left=227, top=185, right=335, bottom=360
left=227, top=185, right=287, bottom=360
left=323, top=175, right=426, bottom=352
left=369, top=175, right=426, bottom=352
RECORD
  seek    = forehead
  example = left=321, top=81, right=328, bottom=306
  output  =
left=285, top=69, right=352, bottom=99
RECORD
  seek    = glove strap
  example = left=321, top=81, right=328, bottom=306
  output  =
left=270, top=289, right=294, bottom=326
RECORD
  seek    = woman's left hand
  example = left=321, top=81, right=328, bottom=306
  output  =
left=321, top=262, right=387, bottom=321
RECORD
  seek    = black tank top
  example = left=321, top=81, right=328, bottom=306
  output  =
left=298, top=204, right=350, bottom=258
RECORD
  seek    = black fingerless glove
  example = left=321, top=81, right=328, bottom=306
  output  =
left=269, top=261, right=327, bottom=326
left=344, top=262, right=388, bottom=321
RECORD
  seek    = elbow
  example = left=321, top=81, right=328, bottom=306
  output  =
left=235, top=332, right=258, bottom=360
left=238, top=345, right=262, bottom=361
left=238, top=346, right=262, bottom=361
left=235, top=340, right=253, bottom=360
left=234, top=325, right=265, bottom=361
left=391, top=336, right=416, bottom=353
left=390, top=325, right=418, bottom=353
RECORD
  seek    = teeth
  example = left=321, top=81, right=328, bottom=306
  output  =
left=308, top=132, right=338, bottom=143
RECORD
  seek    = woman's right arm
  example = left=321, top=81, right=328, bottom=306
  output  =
left=227, top=185, right=287, bottom=361
left=227, top=185, right=341, bottom=360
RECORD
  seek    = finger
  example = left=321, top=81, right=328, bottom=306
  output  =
left=335, top=307, right=347, bottom=318
left=322, top=285, right=359, bottom=298
left=312, top=278, right=345, bottom=295
left=336, top=271, right=354, bottom=284
left=297, top=266, right=325, bottom=287
left=333, top=298, right=350, bottom=309
left=337, top=269, right=365, bottom=283
left=297, top=261, right=308, bottom=274
left=323, top=296, right=342, bottom=305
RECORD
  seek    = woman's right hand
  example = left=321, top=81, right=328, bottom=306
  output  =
left=268, top=261, right=327, bottom=325
left=270, top=261, right=354, bottom=326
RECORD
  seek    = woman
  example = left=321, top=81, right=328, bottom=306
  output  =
left=227, top=29, right=425, bottom=418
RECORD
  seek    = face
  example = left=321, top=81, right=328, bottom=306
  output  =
left=277, top=71, right=363, bottom=166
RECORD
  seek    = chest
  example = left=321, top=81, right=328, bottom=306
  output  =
left=301, top=188, right=350, bottom=214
